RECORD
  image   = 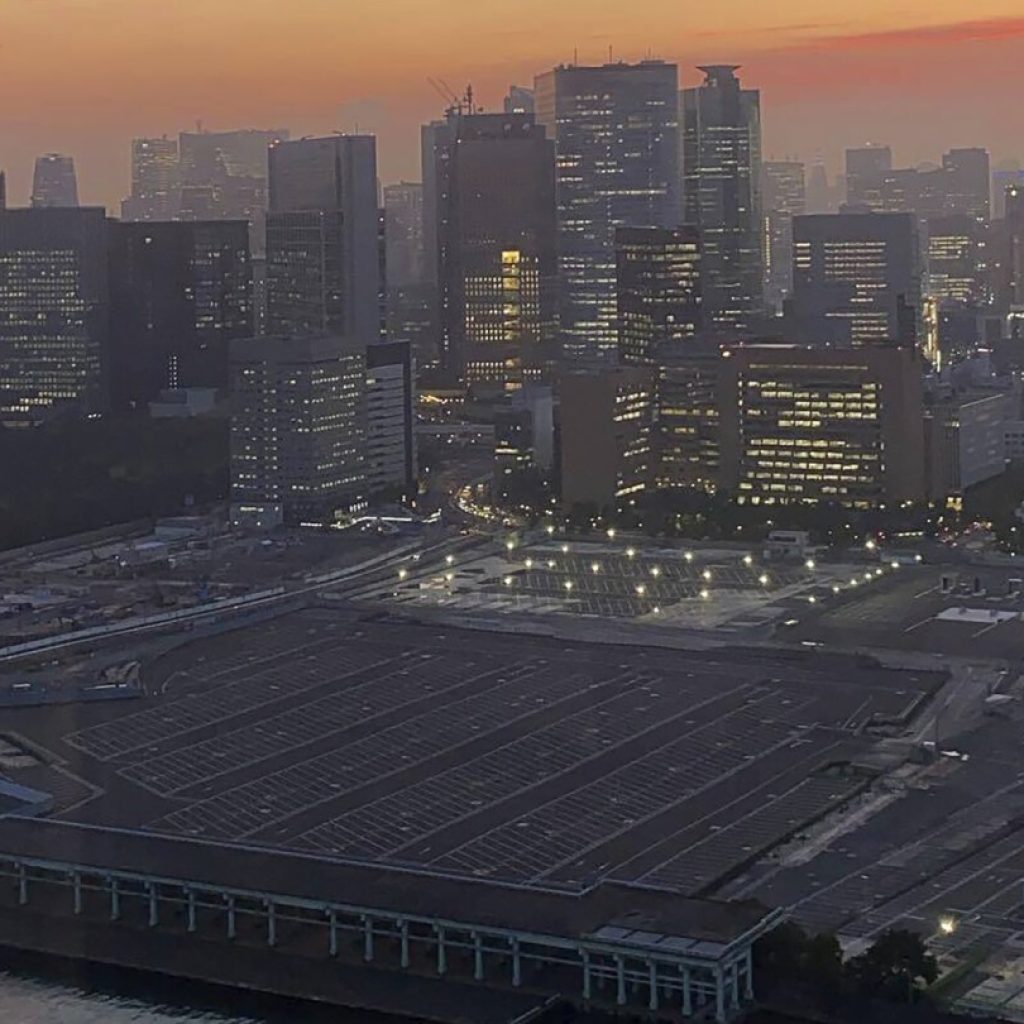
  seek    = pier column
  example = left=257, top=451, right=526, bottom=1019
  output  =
left=109, top=877, right=120, bottom=920
left=225, top=895, right=236, bottom=940
left=616, top=955, right=626, bottom=1006
left=363, top=916, right=374, bottom=962
left=147, top=882, right=159, bottom=927
left=682, top=966, right=692, bottom=1017
left=730, top=961, right=740, bottom=1008
left=744, top=949, right=754, bottom=999
left=187, top=889, right=197, bottom=933
left=72, top=872, right=82, bottom=915
left=649, top=961, right=659, bottom=1011
left=328, top=910, right=338, bottom=956
left=473, top=933, right=484, bottom=981
left=17, top=863, right=27, bottom=905
left=511, top=937, right=522, bottom=987
left=400, top=920, right=410, bottom=968
left=715, top=967, right=726, bottom=1024
left=436, top=926, right=447, bottom=975
left=582, top=951, right=591, bottom=1000
left=266, top=900, right=277, bottom=947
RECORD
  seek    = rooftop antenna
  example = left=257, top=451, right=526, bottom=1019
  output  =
left=573, top=46, right=578, bottom=66
left=608, top=44, right=613, bottom=63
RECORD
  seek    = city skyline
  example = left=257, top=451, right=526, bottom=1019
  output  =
left=1, top=2, right=1022, bottom=209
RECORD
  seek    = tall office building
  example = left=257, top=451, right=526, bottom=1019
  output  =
left=0, top=207, right=109, bottom=424
left=925, top=215, right=986, bottom=306
left=365, top=341, right=417, bottom=501
left=31, top=154, right=79, bottom=208
left=1001, top=185, right=1024, bottom=309
left=719, top=342, right=926, bottom=507
left=426, top=111, right=557, bottom=385
left=107, top=221, right=252, bottom=411
left=791, top=212, right=921, bottom=347
left=229, top=333, right=366, bottom=528
left=0, top=171, right=6, bottom=210
left=266, top=135, right=380, bottom=345
left=681, top=65, right=763, bottom=335
left=535, top=61, right=680, bottom=363
left=993, top=169, right=1024, bottom=220
left=845, top=146, right=892, bottom=208
left=382, top=183, right=425, bottom=290
left=615, top=226, right=701, bottom=365
left=762, top=161, right=805, bottom=314
left=121, top=137, right=180, bottom=221
left=560, top=366, right=656, bottom=512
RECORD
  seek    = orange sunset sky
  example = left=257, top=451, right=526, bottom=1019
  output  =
left=1, top=0, right=1022, bottom=209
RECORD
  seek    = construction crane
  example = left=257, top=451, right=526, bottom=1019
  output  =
left=426, top=79, right=479, bottom=117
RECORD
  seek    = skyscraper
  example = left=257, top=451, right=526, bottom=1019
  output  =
left=426, top=111, right=557, bottom=386
left=266, top=135, right=380, bottom=345
left=365, top=340, right=417, bottom=501
left=0, top=207, right=108, bottom=424
left=229, top=333, right=366, bottom=528
left=504, top=86, right=535, bottom=114
left=615, top=226, right=702, bottom=366
left=535, top=61, right=680, bottom=363
left=121, top=137, right=180, bottom=221
left=941, top=148, right=991, bottom=222
left=31, top=154, right=79, bottom=208
left=791, top=212, right=921, bottom=347
left=107, top=221, right=252, bottom=411
left=762, top=161, right=805, bottom=314
left=681, top=65, right=763, bottom=335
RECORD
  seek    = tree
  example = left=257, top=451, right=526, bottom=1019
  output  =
left=848, top=928, right=938, bottom=1002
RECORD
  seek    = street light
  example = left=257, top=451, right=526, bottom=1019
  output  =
left=651, top=566, right=661, bottom=577
left=805, top=559, right=816, bottom=571
left=652, top=606, right=661, bottom=615
left=506, top=539, right=516, bottom=553
left=702, top=569, right=712, bottom=582
left=564, top=580, right=574, bottom=592
left=525, top=558, right=533, bottom=569
left=547, top=559, right=556, bottom=569
left=759, top=574, right=769, bottom=586
left=808, top=595, right=817, bottom=604
left=591, top=562, right=601, bottom=574
left=561, top=543, right=570, bottom=554
left=939, top=916, right=957, bottom=936
left=503, top=575, right=513, bottom=587
left=398, top=568, right=408, bottom=581
left=607, top=528, right=616, bottom=540
left=446, top=554, right=455, bottom=565
left=743, top=554, right=753, bottom=567
left=699, top=588, right=710, bottom=600
left=626, top=547, right=636, bottom=559
left=444, top=572, right=454, bottom=583
left=684, top=551, right=694, bottom=563
left=546, top=524, right=555, bottom=536
left=635, top=584, right=646, bottom=596
left=865, top=539, right=877, bottom=551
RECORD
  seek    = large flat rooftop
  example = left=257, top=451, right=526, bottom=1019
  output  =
left=0, top=610, right=938, bottom=902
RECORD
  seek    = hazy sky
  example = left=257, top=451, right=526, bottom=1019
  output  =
left=1, top=0, right=1022, bottom=210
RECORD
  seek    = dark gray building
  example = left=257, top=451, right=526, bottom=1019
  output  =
left=108, top=220, right=252, bottom=411
left=682, top=66, right=762, bottom=336
left=535, top=61, right=680, bottom=364
left=762, top=160, right=805, bottom=314
left=266, top=135, right=380, bottom=346
left=121, top=137, right=180, bottom=222
left=791, top=211, right=921, bottom=347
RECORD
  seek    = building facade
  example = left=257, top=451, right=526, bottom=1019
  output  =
left=0, top=207, right=109, bottom=424
left=791, top=212, right=921, bottom=347
left=266, top=135, right=380, bottom=346
left=616, top=226, right=702, bottom=366
left=229, top=334, right=366, bottom=528
left=681, top=65, right=763, bottom=336
left=425, top=111, right=557, bottom=387
left=762, top=161, right=805, bottom=314
left=535, top=61, right=680, bottom=364
left=560, top=367, right=655, bottom=513
left=108, top=220, right=252, bottom=410
left=366, top=341, right=417, bottom=501
left=719, top=343, right=926, bottom=507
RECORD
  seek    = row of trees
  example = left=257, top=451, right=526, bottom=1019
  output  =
left=757, top=922, right=939, bottom=1008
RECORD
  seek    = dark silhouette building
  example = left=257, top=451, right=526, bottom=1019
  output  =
left=682, top=66, right=763, bottom=335
left=762, top=160, right=805, bottom=314
left=107, top=220, right=252, bottom=411
left=535, top=61, right=680, bottom=364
